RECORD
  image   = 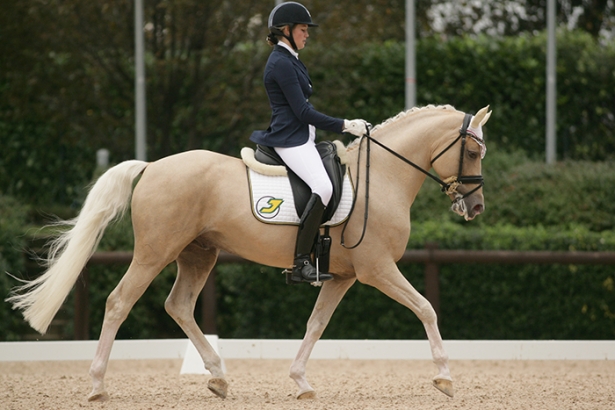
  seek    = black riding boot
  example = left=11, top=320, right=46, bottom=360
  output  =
left=289, top=194, right=334, bottom=284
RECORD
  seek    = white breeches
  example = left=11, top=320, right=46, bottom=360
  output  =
left=274, top=137, right=333, bottom=206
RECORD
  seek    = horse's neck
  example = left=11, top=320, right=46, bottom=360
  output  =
left=348, top=109, right=461, bottom=205
left=375, top=110, right=460, bottom=161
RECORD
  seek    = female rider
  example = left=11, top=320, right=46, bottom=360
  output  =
left=250, top=2, right=370, bottom=284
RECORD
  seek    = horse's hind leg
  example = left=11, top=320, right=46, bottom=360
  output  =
left=165, top=243, right=227, bottom=398
left=358, top=262, right=454, bottom=398
left=88, top=261, right=167, bottom=402
left=290, top=277, right=356, bottom=399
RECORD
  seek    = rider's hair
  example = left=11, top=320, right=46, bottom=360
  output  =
left=266, top=26, right=287, bottom=47
left=266, top=32, right=279, bottom=46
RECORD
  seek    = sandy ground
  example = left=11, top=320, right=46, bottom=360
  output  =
left=1, top=358, right=614, bottom=409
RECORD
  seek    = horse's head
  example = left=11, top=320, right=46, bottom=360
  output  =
left=431, top=106, right=492, bottom=221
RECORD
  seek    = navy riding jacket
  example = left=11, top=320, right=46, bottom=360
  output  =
left=250, top=45, right=344, bottom=147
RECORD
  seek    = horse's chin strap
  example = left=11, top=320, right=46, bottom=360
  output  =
left=341, top=113, right=484, bottom=249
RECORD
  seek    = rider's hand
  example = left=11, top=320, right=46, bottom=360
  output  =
left=343, top=119, right=372, bottom=137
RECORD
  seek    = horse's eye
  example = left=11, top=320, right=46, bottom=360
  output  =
left=467, top=150, right=479, bottom=160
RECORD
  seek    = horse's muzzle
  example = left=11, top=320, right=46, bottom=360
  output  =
left=451, top=195, right=484, bottom=221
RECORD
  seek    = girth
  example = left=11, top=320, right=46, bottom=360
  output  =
left=254, top=141, right=346, bottom=223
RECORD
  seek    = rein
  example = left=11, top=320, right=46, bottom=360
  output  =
left=341, top=113, right=484, bottom=249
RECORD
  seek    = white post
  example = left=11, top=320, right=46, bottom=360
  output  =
left=546, top=0, right=557, bottom=164
left=135, top=0, right=147, bottom=161
left=96, top=149, right=110, bottom=169
left=405, top=0, right=416, bottom=110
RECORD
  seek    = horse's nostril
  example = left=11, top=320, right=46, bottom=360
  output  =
left=473, top=204, right=484, bottom=215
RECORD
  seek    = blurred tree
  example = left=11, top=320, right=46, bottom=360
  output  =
left=567, top=0, right=611, bottom=38
left=309, top=0, right=425, bottom=42
left=0, top=0, right=274, bottom=207
left=0, top=1, right=96, bottom=205
left=141, top=0, right=273, bottom=158
left=426, top=0, right=613, bottom=39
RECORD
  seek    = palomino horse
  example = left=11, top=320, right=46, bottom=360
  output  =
left=8, top=104, right=491, bottom=401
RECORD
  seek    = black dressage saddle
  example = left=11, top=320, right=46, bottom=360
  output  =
left=254, top=141, right=346, bottom=224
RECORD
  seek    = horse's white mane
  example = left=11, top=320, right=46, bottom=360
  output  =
left=346, top=104, right=458, bottom=150
left=372, top=104, right=457, bottom=132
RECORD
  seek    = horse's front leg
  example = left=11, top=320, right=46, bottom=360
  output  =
left=423, top=318, right=453, bottom=397
left=358, top=262, right=454, bottom=398
left=290, top=277, right=356, bottom=399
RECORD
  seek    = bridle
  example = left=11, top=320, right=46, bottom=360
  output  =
left=341, top=112, right=485, bottom=249
left=430, top=113, right=485, bottom=199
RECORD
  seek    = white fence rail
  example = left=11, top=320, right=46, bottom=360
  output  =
left=1, top=339, right=614, bottom=362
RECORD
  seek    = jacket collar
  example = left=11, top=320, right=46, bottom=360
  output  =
left=274, top=44, right=299, bottom=59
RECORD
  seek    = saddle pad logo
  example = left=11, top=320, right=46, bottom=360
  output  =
left=256, top=196, right=284, bottom=219
left=247, top=169, right=353, bottom=226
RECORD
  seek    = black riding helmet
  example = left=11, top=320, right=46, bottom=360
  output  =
left=268, top=2, right=318, bottom=51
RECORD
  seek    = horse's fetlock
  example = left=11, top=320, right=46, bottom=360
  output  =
left=289, top=365, right=305, bottom=380
left=204, top=360, right=224, bottom=378
left=434, top=353, right=449, bottom=366
left=289, top=371, right=303, bottom=381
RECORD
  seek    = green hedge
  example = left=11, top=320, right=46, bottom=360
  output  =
left=410, top=149, right=615, bottom=232
left=0, top=196, right=31, bottom=340
left=410, top=222, right=615, bottom=340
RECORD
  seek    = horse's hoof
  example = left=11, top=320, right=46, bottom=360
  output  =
left=87, top=391, right=110, bottom=402
left=207, top=377, right=228, bottom=399
left=297, top=390, right=316, bottom=400
left=433, top=378, right=454, bottom=398
left=297, top=389, right=316, bottom=400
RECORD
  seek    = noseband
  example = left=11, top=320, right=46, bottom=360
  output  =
left=341, top=112, right=484, bottom=249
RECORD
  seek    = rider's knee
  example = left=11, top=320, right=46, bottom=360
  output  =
left=313, top=180, right=333, bottom=205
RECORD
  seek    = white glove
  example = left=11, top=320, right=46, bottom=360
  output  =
left=343, top=119, right=372, bottom=137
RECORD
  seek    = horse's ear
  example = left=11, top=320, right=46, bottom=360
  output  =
left=471, top=105, right=492, bottom=128
left=480, top=108, right=492, bottom=127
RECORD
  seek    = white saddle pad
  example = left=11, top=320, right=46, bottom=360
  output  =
left=247, top=168, right=354, bottom=226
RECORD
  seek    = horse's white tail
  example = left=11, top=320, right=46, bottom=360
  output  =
left=6, top=160, right=149, bottom=334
